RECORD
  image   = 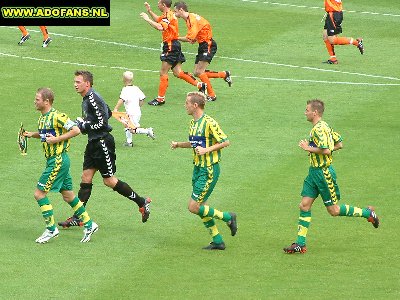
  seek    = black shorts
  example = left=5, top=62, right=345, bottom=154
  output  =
left=160, top=40, right=186, bottom=68
left=195, top=39, right=217, bottom=64
left=324, top=11, right=343, bottom=36
left=83, top=133, right=116, bottom=178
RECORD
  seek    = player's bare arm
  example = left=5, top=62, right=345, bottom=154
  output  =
left=140, top=12, right=164, bottom=31
left=195, top=140, right=230, bottom=155
left=24, top=131, right=40, bottom=138
left=299, top=139, right=330, bottom=155
left=45, top=126, right=80, bottom=145
left=171, top=141, right=191, bottom=149
left=333, top=141, right=343, bottom=151
left=113, top=99, right=124, bottom=112
left=144, top=2, right=159, bottom=20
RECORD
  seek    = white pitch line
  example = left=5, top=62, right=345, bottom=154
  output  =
left=2, top=25, right=398, bottom=82
left=241, top=0, right=400, bottom=17
left=244, top=76, right=400, bottom=86
left=1, top=52, right=398, bottom=86
left=0, top=52, right=159, bottom=73
left=218, top=56, right=400, bottom=81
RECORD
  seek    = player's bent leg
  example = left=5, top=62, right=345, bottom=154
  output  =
left=326, top=204, right=340, bottom=216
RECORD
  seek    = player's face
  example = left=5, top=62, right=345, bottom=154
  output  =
left=173, top=7, right=183, bottom=18
left=74, top=75, right=89, bottom=95
left=185, top=97, right=195, bottom=115
left=34, top=93, right=47, bottom=111
left=157, top=0, right=164, bottom=11
left=304, top=104, right=316, bottom=122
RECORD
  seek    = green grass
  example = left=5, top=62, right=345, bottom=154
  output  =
left=1, top=0, right=400, bottom=298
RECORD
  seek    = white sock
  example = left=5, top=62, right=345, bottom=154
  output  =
left=125, top=129, right=133, bottom=143
left=135, top=128, right=147, bottom=135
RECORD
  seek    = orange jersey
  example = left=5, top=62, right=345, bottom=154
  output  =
left=157, top=10, right=179, bottom=42
left=325, top=0, right=343, bottom=12
left=185, top=13, right=213, bottom=43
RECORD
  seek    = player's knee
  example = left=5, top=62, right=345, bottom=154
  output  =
left=34, top=189, right=46, bottom=201
left=188, top=201, right=199, bottom=214
left=299, top=202, right=310, bottom=211
left=103, top=176, right=118, bottom=188
left=327, top=205, right=339, bottom=216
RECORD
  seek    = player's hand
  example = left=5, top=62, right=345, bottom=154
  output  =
left=171, top=141, right=178, bottom=149
left=298, top=139, right=310, bottom=151
left=195, top=146, right=207, bottom=155
left=45, top=133, right=58, bottom=144
left=140, top=12, right=150, bottom=21
left=75, top=117, right=84, bottom=128
left=23, top=131, right=33, bottom=138
left=144, top=2, right=151, bottom=11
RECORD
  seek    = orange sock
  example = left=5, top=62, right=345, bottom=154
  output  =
left=204, top=70, right=226, bottom=79
left=199, top=73, right=215, bottom=97
left=39, top=26, right=48, bottom=40
left=324, top=40, right=335, bottom=57
left=178, top=71, right=198, bottom=86
left=18, top=26, right=28, bottom=36
left=332, top=36, right=353, bottom=45
left=158, top=74, right=168, bottom=99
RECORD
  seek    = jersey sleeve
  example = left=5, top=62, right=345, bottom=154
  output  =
left=157, top=15, right=170, bottom=31
left=208, top=119, right=228, bottom=143
left=119, top=87, right=128, bottom=102
left=332, top=130, right=343, bottom=143
left=312, top=127, right=329, bottom=149
left=56, top=112, right=75, bottom=131
left=186, top=14, right=201, bottom=41
left=82, top=95, right=110, bottom=131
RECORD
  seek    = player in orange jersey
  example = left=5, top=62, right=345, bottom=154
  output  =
left=323, top=0, right=364, bottom=64
left=140, top=0, right=206, bottom=106
left=174, top=2, right=232, bottom=102
left=17, top=26, right=52, bottom=48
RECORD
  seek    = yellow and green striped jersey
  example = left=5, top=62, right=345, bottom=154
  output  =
left=308, top=120, right=342, bottom=168
left=189, top=114, right=228, bottom=167
left=38, top=108, right=76, bottom=158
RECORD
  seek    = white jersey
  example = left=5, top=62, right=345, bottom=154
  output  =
left=119, top=85, right=145, bottom=117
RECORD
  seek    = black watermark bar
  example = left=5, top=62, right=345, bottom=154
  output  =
left=0, top=0, right=110, bottom=26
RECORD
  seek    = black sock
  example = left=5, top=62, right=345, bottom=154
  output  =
left=78, top=182, right=93, bottom=207
left=113, top=180, right=145, bottom=207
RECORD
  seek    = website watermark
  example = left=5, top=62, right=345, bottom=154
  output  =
left=0, top=0, right=110, bottom=26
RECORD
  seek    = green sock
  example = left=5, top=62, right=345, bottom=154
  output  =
left=296, top=210, right=311, bottom=246
left=37, top=197, right=56, bottom=231
left=202, top=217, right=223, bottom=244
left=198, top=205, right=231, bottom=222
left=68, top=196, right=92, bottom=228
left=339, top=204, right=370, bottom=218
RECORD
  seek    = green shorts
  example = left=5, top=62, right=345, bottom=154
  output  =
left=37, top=152, right=73, bottom=193
left=301, top=165, right=341, bottom=206
left=191, top=163, right=220, bottom=203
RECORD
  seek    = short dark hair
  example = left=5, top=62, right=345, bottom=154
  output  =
left=307, top=99, right=325, bottom=115
left=174, top=1, right=188, bottom=11
left=187, top=91, right=206, bottom=109
left=37, top=87, right=54, bottom=105
left=75, top=70, right=93, bottom=86
left=162, top=0, right=172, bottom=8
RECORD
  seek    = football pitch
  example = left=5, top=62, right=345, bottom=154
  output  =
left=1, top=0, right=400, bottom=298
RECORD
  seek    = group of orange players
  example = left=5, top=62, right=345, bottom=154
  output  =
left=16, top=0, right=364, bottom=102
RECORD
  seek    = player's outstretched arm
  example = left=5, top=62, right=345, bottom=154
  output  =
left=144, top=2, right=159, bottom=21
left=24, top=131, right=40, bottom=138
left=45, top=126, right=80, bottom=145
left=171, top=141, right=191, bottom=149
